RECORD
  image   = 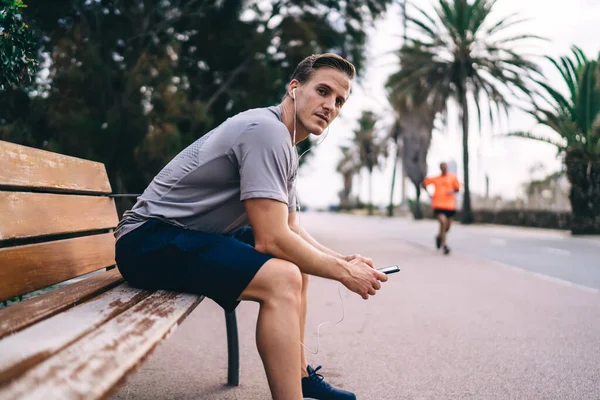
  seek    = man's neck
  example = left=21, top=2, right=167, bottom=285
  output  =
left=280, top=99, right=310, bottom=145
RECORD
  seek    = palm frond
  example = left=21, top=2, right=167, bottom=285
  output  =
left=405, top=14, right=439, bottom=39
left=571, top=46, right=587, bottom=67
left=493, top=33, right=548, bottom=45
left=486, top=14, right=529, bottom=35
left=411, top=4, right=442, bottom=35
left=534, top=78, right=574, bottom=117
left=503, top=131, right=566, bottom=150
left=545, top=56, right=576, bottom=101
left=468, top=0, right=488, bottom=34
left=579, top=60, right=600, bottom=148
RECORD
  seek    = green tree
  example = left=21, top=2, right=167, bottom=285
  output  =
left=0, top=0, right=38, bottom=90
left=388, top=0, right=542, bottom=223
left=353, top=110, right=387, bottom=215
left=1, top=0, right=393, bottom=215
left=507, top=47, right=600, bottom=234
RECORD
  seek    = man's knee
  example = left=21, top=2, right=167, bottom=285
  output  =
left=265, top=262, right=303, bottom=308
left=240, top=259, right=302, bottom=304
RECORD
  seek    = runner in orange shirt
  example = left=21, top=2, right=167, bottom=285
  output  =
left=422, top=162, right=460, bottom=255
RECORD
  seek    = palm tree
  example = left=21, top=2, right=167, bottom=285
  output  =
left=386, top=82, right=441, bottom=219
left=386, top=0, right=409, bottom=217
left=353, top=110, right=388, bottom=215
left=507, top=47, right=600, bottom=234
left=388, top=0, right=542, bottom=223
left=386, top=120, right=402, bottom=216
left=336, top=145, right=361, bottom=209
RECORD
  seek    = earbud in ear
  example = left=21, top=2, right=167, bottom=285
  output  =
left=292, top=88, right=296, bottom=100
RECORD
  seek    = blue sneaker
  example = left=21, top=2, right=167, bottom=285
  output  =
left=302, top=365, right=356, bottom=400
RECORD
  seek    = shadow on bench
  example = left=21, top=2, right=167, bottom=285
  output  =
left=0, top=140, right=240, bottom=399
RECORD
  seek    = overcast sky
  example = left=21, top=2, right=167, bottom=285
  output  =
left=294, top=0, right=600, bottom=209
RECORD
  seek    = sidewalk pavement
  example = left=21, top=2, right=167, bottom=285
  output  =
left=112, top=213, right=600, bottom=400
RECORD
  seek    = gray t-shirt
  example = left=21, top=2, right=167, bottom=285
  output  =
left=114, top=105, right=298, bottom=240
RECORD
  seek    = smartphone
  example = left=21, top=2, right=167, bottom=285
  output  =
left=377, top=265, right=400, bottom=275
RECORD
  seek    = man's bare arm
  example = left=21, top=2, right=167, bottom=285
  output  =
left=300, top=226, right=345, bottom=259
left=246, top=198, right=386, bottom=299
left=288, top=211, right=374, bottom=267
left=288, top=211, right=344, bottom=259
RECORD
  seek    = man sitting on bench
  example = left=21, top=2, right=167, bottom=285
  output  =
left=114, top=53, right=388, bottom=400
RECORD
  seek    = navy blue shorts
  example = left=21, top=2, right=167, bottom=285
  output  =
left=434, top=209, right=456, bottom=218
left=115, top=219, right=272, bottom=312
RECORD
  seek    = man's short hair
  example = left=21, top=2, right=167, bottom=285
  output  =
left=291, top=53, right=356, bottom=84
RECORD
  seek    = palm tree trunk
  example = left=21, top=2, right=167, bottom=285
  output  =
left=460, top=91, right=474, bottom=224
left=357, top=172, right=363, bottom=205
left=412, top=181, right=423, bottom=219
left=401, top=168, right=407, bottom=205
left=368, top=170, right=374, bottom=215
left=566, top=149, right=600, bottom=234
left=387, top=146, right=400, bottom=216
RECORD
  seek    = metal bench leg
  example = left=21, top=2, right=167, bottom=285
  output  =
left=225, top=310, right=240, bottom=386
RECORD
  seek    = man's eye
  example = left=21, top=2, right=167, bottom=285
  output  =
left=317, top=88, right=326, bottom=95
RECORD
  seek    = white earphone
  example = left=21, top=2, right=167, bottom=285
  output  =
left=289, top=84, right=340, bottom=356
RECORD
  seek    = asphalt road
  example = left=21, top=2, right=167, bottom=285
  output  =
left=113, top=212, right=600, bottom=400
left=331, top=212, right=600, bottom=292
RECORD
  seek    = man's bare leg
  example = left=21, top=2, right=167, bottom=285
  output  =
left=300, top=272, right=310, bottom=378
left=238, top=258, right=304, bottom=400
left=437, top=214, right=448, bottom=248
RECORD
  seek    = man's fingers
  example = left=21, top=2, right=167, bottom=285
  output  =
left=375, top=270, right=388, bottom=282
left=364, top=257, right=375, bottom=268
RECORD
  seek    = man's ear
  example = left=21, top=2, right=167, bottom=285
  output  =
left=288, top=79, right=300, bottom=98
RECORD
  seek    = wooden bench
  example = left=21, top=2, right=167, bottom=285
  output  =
left=0, top=140, right=240, bottom=399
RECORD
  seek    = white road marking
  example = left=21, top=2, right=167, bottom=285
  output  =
left=545, top=247, right=571, bottom=256
left=488, top=261, right=599, bottom=294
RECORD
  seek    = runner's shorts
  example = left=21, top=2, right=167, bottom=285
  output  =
left=433, top=209, right=456, bottom=218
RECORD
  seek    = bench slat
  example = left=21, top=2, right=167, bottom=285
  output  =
left=0, top=192, right=118, bottom=241
left=0, top=233, right=117, bottom=302
left=0, top=284, right=152, bottom=385
left=0, top=269, right=123, bottom=340
left=0, top=291, right=202, bottom=400
left=0, top=141, right=112, bottom=194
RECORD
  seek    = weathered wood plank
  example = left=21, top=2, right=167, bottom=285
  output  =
left=0, top=233, right=117, bottom=302
left=0, top=284, right=152, bottom=385
left=0, top=140, right=112, bottom=194
left=0, top=269, right=123, bottom=340
left=0, top=291, right=202, bottom=400
left=0, top=192, right=118, bottom=241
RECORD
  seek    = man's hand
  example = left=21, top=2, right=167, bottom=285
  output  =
left=344, top=254, right=374, bottom=268
left=341, top=258, right=388, bottom=300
